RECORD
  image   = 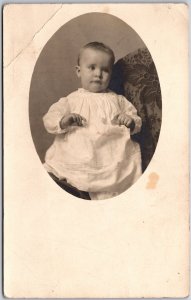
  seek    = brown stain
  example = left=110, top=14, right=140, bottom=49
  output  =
left=102, top=6, right=110, bottom=14
left=146, top=172, right=159, bottom=189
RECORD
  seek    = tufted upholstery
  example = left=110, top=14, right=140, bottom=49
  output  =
left=110, top=47, right=162, bottom=171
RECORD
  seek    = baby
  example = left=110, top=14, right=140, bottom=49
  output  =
left=43, top=42, right=142, bottom=200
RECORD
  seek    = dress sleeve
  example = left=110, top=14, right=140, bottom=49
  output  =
left=118, top=95, right=142, bottom=135
left=43, top=97, right=71, bottom=134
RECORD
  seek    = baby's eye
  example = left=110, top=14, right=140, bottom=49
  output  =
left=102, top=68, right=109, bottom=73
left=88, top=65, right=95, bottom=70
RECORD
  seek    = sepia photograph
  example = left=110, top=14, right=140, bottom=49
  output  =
left=3, top=4, right=189, bottom=298
left=29, top=12, right=162, bottom=200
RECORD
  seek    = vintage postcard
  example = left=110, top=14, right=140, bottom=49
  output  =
left=3, top=3, right=189, bottom=298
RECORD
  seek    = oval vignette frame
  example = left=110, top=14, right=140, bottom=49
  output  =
left=29, top=12, right=162, bottom=200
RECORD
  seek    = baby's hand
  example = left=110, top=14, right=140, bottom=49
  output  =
left=111, top=113, right=135, bottom=130
left=60, top=113, right=87, bottom=129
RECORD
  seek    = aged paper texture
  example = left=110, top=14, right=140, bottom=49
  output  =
left=3, top=3, right=189, bottom=298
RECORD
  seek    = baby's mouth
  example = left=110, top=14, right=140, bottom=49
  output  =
left=91, top=80, right=101, bottom=84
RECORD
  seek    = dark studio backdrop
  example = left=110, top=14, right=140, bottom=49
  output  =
left=29, top=12, right=162, bottom=171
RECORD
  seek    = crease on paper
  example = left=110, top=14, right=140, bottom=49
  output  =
left=4, top=4, right=63, bottom=69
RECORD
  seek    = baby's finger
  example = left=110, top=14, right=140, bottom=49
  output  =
left=71, top=114, right=77, bottom=123
left=114, top=114, right=119, bottom=120
left=80, top=116, right=86, bottom=125
left=118, top=115, right=125, bottom=125
left=74, top=114, right=83, bottom=125
left=124, top=120, right=130, bottom=127
left=118, top=119, right=123, bottom=126
left=72, top=114, right=80, bottom=125
left=81, top=116, right=87, bottom=122
left=112, top=114, right=119, bottom=122
left=76, top=115, right=82, bottom=126
left=81, top=118, right=87, bottom=127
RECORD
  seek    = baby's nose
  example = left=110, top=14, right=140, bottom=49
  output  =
left=95, top=68, right=102, bottom=78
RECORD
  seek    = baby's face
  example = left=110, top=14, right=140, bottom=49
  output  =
left=76, top=48, right=113, bottom=93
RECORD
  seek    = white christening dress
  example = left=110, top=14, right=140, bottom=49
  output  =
left=43, top=88, right=142, bottom=200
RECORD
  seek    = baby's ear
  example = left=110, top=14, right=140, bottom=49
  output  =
left=75, top=65, right=81, bottom=78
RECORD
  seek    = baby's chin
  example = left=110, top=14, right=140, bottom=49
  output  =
left=83, top=86, right=108, bottom=93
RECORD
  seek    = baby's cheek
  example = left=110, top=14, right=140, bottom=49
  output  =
left=103, top=73, right=109, bottom=80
